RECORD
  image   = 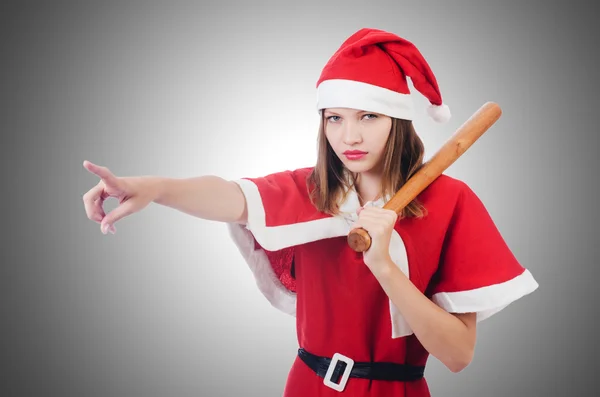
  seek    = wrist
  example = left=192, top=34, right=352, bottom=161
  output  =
left=368, top=256, right=395, bottom=279
left=143, top=176, right=166, bottom=203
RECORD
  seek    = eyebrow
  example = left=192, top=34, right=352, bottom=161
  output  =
left=323, top=110, right=371, bottom=116
left=325, top=110, right=364, bottom=116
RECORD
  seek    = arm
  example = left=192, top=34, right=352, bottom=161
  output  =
left=353, top=205, right=476, bottom=373
left=150, top=175, right=248, bottom=224
left=371, top=261, right=477, bottom=373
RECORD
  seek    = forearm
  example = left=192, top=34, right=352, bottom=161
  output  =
left=371, top=260, right=475, bottom=372
left=149, top=175, right=247, bottom=223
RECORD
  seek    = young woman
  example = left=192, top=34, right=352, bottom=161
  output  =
left=83, top=28, right=539, bottom=396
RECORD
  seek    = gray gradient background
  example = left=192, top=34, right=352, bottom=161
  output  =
left=2, top=0, right=598, bottom=396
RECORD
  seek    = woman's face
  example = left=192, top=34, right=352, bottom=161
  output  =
left=323, top=108, right=392, bottom=175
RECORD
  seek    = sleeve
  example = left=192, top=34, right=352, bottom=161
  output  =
left=427, top=182, right=539, bottom=322
left=225, top=169, right=310, bottom=316
left=231, top=169, right=307, bottom=248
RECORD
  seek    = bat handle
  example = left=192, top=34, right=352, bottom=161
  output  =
left=348, top=227, right=372, bottom=252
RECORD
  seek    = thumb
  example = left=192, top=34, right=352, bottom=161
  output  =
left=100, top=201, right=134, bottom=234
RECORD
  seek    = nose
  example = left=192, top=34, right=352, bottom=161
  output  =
left=341, top=121, right=362, bottom=145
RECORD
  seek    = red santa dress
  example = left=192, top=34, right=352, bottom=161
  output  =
left=226, top=166, right=539, bottom=397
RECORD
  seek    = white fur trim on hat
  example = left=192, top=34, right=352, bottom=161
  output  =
left=316, top=79, right=415, bottom=120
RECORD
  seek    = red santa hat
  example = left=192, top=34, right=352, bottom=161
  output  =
left=316, top=28, right=451, bottom=123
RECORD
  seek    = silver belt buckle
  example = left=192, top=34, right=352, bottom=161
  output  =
left=323, top=352, right=355, bottom=392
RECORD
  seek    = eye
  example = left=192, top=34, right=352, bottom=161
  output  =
left=326, top=115, right=341, bottom=122
left=363, top=114, right=378, bottom=120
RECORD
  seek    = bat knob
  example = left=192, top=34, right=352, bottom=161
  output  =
left=348, top=227, right=372, bottom=252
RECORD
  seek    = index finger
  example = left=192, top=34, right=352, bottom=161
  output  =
left=83, top=160, right=117, bottom=184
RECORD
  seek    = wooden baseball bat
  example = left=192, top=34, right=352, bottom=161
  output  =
left=347, top=101, right=503, bottom=252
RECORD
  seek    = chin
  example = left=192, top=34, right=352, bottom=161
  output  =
left=341, top=161, right=376, bottom=174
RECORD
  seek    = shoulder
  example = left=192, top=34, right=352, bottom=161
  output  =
left=418, top=173, right=471, bottom=210
left=247, top=166, right=314, bottom=184
left=240, top=166, right=314, bottom=193
left=426, top=173, right=469, bottom=193
left=288, top=166, right=315, bottom=186
left=237, top=167, right=318, bottom=219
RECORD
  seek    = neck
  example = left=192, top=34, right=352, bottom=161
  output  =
left=353, top=171, right=382, bottom=206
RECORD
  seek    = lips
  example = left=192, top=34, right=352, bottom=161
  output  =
left=344, top=151, right=367, bottom=160
left=343, top=150, right=367, bottom=155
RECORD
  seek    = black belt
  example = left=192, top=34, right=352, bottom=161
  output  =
left=298, top=348, right=425, bottom=391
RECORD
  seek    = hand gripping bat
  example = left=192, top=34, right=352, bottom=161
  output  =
left=347, top=101, right=503, bottom=252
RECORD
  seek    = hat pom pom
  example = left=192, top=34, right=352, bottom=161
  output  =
left=427, top=103, right=451, bottom=123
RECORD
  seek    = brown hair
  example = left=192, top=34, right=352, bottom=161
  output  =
left=306, top=111, right=428, bottom=219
